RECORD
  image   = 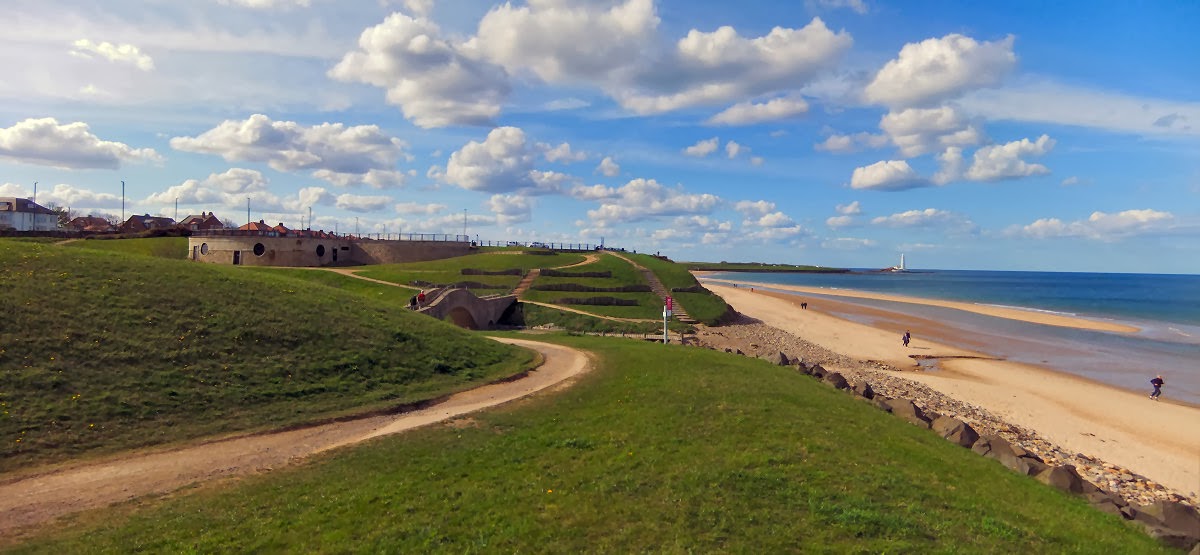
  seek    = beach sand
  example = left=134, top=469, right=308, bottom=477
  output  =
left=703, top=281, right=1200, bottom=501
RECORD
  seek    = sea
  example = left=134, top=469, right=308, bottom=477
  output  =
left=704, top=270, right=1200, bottom=405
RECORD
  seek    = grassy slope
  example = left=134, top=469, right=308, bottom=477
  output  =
left=521, top=303, right=691, bottom=334
left=684, top=261, right=846, bottom=272
left=355, top=251, right=586, bottom=291
left=0, top=240, right=533, bottom=473
left=522, top=253, right=661, bottom=320
left=623, top=253, right=732, bottom=325
left=12, top=335, right=1164, bottom=553
left=63, top=237, right=189, bottom=259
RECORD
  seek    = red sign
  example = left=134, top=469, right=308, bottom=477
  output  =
left=665, top=296, right=673, bottom=311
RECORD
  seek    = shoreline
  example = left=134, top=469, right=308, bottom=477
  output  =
left=700, top=277, right=1140, bottom=333
left=700, top=280, right=1200, bottom=504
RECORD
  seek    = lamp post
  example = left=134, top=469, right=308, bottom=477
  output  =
left=246, top=197, right=250, bottom=227
left=32, top=181, right=37, bottom=203
left=120, top=181, right=125, bottom=222
left=462, top=208, right=467, bottom=241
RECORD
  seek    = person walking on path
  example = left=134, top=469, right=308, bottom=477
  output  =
left=1150, top=375, right=1165, bottom=400
left=417, top=291, right=426, bottom=308
left=902, top=330, right=911, bottom=348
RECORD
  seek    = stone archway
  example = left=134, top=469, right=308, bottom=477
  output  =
left=446, top=306, right=479, bottom=330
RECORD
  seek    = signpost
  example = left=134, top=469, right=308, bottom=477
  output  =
left=663, top=295, right=673, bottom=344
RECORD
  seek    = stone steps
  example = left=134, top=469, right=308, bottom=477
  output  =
left=511, top=268, right=541, bottom=296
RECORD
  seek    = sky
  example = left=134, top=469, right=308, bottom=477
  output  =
left=1, top=0, right=1198, bottom=273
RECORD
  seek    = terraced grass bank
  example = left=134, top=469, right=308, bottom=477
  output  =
left=356, top=251, right=587, bottom=292
left=0, top=240, right=533, bottom=473
left=10, top=336, right=1166, bottom=553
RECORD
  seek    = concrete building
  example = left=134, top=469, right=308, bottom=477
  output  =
left=178, top=212, right=225, bottom=231
left=0, top=197, right=58, bottom=231
left=188, top=230, right=471, bottom=267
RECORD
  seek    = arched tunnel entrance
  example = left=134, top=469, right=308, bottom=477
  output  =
left=446, top=306, right=479, bottom=330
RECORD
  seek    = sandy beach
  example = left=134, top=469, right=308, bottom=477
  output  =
left=702, top=280, right=1200, bottom=502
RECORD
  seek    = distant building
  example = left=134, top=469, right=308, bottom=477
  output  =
left=0, top=197, right=58, bottom=231
left=67, top=216, right=116, bottom=233
left=178, top=211, right=225, bottom=231
left=237, top=219, right=274, bottom=233
left=120, top=214, right=176, bottom=234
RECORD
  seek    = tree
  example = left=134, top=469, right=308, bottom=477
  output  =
left=44, top=202, right=77, bottom=228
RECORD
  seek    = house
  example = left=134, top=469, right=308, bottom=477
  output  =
left=178, top=211, right=225, bottom=231
left=0, top=197, right=58, bottom=231
left=237, top=219, right=274, bottom=233
left=67, top=216, right=116, bottom=232
left=120, top=214, right=176, bottom=233
left=271, top=222, right=291, bottom=236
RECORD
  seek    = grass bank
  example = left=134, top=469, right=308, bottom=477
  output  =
left=10, top=335, right=1164, bottom=553
left=355, top=251, right=586, bottom=291
left=521, top=253, right=662, bottom=320
left=0, top=240, right=532, bottom=473
left=622, top=253, right=732, bottom=325
left=62, top=237, right=188, bottom=259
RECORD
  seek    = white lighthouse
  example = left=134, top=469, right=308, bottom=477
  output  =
left=890, top=254, right=906, bottom=272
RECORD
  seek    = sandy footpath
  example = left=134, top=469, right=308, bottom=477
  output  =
left=705, top=282, right=1200, bottom=500
left=0, top=338, right=590, bottom=539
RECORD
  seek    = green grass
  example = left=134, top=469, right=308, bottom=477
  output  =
left=0, top=240, right=534, bottom=474
left=520, top=291, right=664, bottom=319
left=622, top=253, right=732, bottom=325
left=245, top=268, right=418, bottom=306
left=521, top=303, right=690, bottom=334
left=683, top=261, right=847, bottom=272
left=356, top=251, right=587, bottom=290
left=63, top=237, right=188, bottom=259
left=11, top=335, right=1166, bottom=553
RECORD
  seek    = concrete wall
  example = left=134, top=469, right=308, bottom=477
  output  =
left=188, top=236, right=353, bottom=266
left=419, top=289, right=517, bottom=330
left=353, top=241, right=470, bottom=264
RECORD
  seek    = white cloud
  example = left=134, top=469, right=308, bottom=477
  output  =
left=825, top=215, right=855, bottom=228
left=568, top=183, right=617, bottom=201
left=836, top=200, right=862, bottom=215
left=69, top=39, right=154, bottom=71
left=487, top=193, right=532, bottom=225
left=336, top=193, right=391, bottom=213
left=541, top=142, right=587, bottom=163
left=932, top=146, right=965, bottom=185
left=0, top=183, right=28, bottom=197
left=617, top=18, right=853, bottom=113
left=850, top=160, right=926, bottom=191
left=443, top=126, right=572, bottom=194
left=329, top=13, right=510, bottom=128
left=871, top=208, right=976, bottom=232
left=170, top=114, right=409, bottom=186
left=401, top=0, right=434, bottom=17
left=145, top=168, right=269, bottom=204
left=734, top=200, right=775, bottom=217
left=684, top=137, right=720, bottom=157
left=822, top=237, right=877, bottom=249
left=965, top=134, right=1054, bottom=181
left=215, top=0, right=311, bottom=8
left=864, top=34, right=1016, bottom=108
left=596, top=156, right=620, bottom=177
left=725, top=140, right=746, bottom=159
left=1009, top=209, right=1174, bottom=240
left=959, top=80, right=1200, bottom=138
left=0, top=117, right=162, bottom=170
left=1061, top=176, right=1080, bottom=186
left=814, top=132, right=888, bottom=153
left=879, top=105, right=986, bottom=157
left=811, top=0, right=869, bottom=14
left=585, top=178, right=721, bottom=227
left=33, top=183, right=122, bottom=210
left=475, top=0, right=658, bottom=85
left=750, top=156, right=764, bottom=166
left=395, top=202, right=446, bottom=215
left=707, top=97, right=809, bottom=125
left=543, top=98, right=591, bottom=111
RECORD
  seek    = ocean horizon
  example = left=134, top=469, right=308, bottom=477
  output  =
left=706, top=269, right=1200, bottom=405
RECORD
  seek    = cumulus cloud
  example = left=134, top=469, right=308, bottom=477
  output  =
left=401, top=0, right=434, bottom=17
left=487, top=193, right=533, bottom=225
left=585, top=178, right=721, bottom=227
left=836, top=200, right=862, bottom=215
left=568, top=183, right=617, bottom=201
left=879, top=105, right=986, bottom=157
left=146, top=168, right=332, bottom=214
left=932, top=146, right=966, bottom=186
left=814, top=132, right=888, bottom=153
left=965, top=134, right=1055, bottom=181
left=1009, top=209, right=1174, bottom=240
left=596, top=156, right=620, bottom=177
left=69, top=39, right=154, bottom=71
left=33, top=184, right=122, bottom=210
left=707, top=97, right=809, bottom=125
left=825, top=215, right=854, bottom=228
left=864, top=34, right=1016, bottom=108
left=725, top=140, right=746, bottom=159
left=443, top=126, right=573, bottom=194
left=822, top=237, right=877, bottom=249
left=170, top=114, right=409, bottom=187
left=811, top=0, right=869, bottom=14
left=0, top=117, right=162, bottom=170
left=541, top=142, right=587, bottom=163
left=826, top=201, right=862, bottom=228
left=684, top=137, right=720, bottom=157
left=395, top=202, right=446, bottom=215
left=329, top=13, right=510, bottom=128
left=751, top=156, right=764, bottom=166
left=872, top=208, right=976, bottom=233
left=1061, top=176, right=1080, bottom=186
left=850, top=160, right=926, bottom=191
left=216, top=0, right=312, bottom=8
left=336, top=193, right=391, bottom=213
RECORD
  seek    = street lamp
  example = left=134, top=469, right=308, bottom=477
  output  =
left=462, top=208, right=467, bottom=240
left=246, top=197, right=250, bottom=227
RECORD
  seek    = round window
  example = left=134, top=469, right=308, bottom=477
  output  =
left=253, top=243, right=266, bottom=256
left=200, top=242, right=209, bottom=255
left=316, top=244, right=326, bottom=257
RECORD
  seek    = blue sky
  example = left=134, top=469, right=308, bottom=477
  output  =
left=1, top=0, right=1197, bottom=273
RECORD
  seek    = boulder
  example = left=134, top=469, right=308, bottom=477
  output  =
left=795, top=363, right=811, bottom=375
left=735, top=349, right=744, bottom=356
left=931, top=416, right=979, bottom=448
left=1091, top=498, right=1124, bottom=518
left=1021, top=458, right=1048, bottom=477
left=761, top=351, right=790, bottom=366
left=1137, top=523, right=1199, bottom=551
left=873, top=396, right=893, bottom=413
left=1081, top=480, right=1101, bottom=495
left=1136, top=500, right=1200, bottom=537
left=978, top=436, right=1039, bottom=475
left=1035, top=465, right=1085, bottom=494
left=852, top=381, right=875, bottom=399
left=809, top=365, right=827, bottom=379
left=885, top=398, right=931, bottom=428
left=822, top=372, right=850, bottom=390
left=971, top=436, right=993, bottom=457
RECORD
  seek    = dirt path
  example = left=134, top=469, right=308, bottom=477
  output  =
left=553, top=253, right=599, bottom=269
left=0, top=338, right=590, bottom=539
left=521, top=300, right=658, bottom=323
left=320, top=267, right=422, bottom=291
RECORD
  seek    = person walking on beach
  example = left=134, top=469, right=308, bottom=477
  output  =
left=1150, top=375, right=1164, bottom=401
left=902, top=330, right=911, bottom=348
